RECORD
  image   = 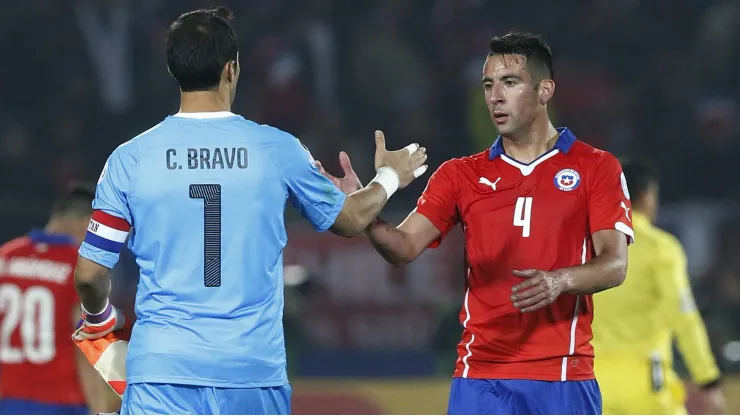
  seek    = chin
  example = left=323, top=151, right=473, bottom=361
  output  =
left=494, top=124, right=513, bottom=136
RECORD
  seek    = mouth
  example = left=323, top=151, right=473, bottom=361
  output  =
left=493, top=111, right=509, bottom=124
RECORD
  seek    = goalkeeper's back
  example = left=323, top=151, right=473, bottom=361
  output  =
left=78, top=112, right=345, bottom=388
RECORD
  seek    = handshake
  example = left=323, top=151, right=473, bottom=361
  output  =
left=315, top=130, right=429, bottom=199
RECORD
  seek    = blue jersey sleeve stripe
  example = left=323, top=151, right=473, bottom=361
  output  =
left=84, top=231, right=124, bottom=253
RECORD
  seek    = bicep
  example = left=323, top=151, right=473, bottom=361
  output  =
left=592, top=229, right=628, bottom=261
left=588, top=154, right=634, bottom=244
left=397, top=211, right=443, bottom=257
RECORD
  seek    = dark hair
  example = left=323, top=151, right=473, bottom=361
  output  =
left=620, top=159, right=657, bottom=201
left=50, top=182, right=95, bottom=218
left=166, top=6, right=238, bottom=92
left=488, top=32, right=554, bottom=82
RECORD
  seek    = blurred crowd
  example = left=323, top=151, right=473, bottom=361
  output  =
left=2, top=0, right=740, bottom=374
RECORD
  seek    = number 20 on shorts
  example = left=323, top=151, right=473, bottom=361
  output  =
left=514, top=197, right=533, bottom=237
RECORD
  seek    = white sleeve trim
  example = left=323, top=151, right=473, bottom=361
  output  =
left=615, top=221, right=635, bottom=244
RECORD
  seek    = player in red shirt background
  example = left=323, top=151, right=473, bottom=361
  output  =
left=0, top=184, right=119, bottom=414
left=316, top=32, right=633, bottom=414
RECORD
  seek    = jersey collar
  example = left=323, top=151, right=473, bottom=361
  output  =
left=173, top=111, right=236, bottom=119
left=488, top=127, right=577, bottom=160
left=28, top=229, right=76, bottom=246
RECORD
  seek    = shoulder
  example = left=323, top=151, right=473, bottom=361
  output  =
left=108, top=129, right=147, bottom=163
left=434, top=150, right=488, bottom=176
left=652, top=226, right=686, bottom=259
left=569, top=141, right=621, bottom=168
left=636, top=223, right=685, bottom=263
left=234, top=120, right=298, bottom=143
left=241, top=122, right=307, bottom=154
left=47, top=245, right=81, bottom=267
left=0, top=236, right=31, bottom=257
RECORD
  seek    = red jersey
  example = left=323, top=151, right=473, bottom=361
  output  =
left=0, top=230, right=86, bottom=405
left=416, top=128, right=634, bottom=382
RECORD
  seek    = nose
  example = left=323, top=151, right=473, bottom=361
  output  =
left=490, top=83, right=505, bottom=105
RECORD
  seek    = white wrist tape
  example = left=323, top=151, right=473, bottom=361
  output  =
left=370, top=166, right=399, bottom=200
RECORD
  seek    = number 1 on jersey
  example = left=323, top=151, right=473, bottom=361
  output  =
left=514, top=197, right=533, bottom=237
left=189, top=184, right=222, bottom=287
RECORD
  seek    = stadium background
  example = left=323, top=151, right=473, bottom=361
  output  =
left=2, top=0, right=740, bottom=413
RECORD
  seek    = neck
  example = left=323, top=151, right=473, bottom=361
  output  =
left=501, top=114, right=558, bottom=164
left=44, top=219, right=82, bottom=244
left=633, top=207, right=653, bottom=223
left=179, top=91, right=231, bottom=114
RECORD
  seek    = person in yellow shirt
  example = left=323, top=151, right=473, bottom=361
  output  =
left=592, top=160, right=725, bottom=414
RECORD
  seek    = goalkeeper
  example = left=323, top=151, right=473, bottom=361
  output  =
left=592, top=160, right=724, bottom=414
left=71, top=6, right=428, bottom=416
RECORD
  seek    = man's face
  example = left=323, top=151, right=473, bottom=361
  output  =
left=482, top=54, right=541, bottom=137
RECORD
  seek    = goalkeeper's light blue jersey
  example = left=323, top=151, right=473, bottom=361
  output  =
left=78, top=112, right=346, bottom=387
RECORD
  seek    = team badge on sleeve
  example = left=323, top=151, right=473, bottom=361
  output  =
left=84, top=211, right=131, bottom=253
left=554, top=169, right=581, bottom=191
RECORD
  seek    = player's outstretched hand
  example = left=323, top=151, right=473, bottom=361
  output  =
left=373, top=130, right=428, bottom=189
left=72, top=302, right=127, bottom=341
left=315, top=151, right=363, bottom=195
left=510, top=269, right=565, bottom=313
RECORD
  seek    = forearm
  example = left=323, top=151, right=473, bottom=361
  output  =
left=558, top=251, right=627, bottom=295
left=333, top=183, right=388, bottom=237
left=74, top=259, right=112, bottom=314
left=365, top=217, right=415, bottom=266
left=675, top=313, right=722, bottom=384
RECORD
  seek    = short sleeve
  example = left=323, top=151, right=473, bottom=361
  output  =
left=78, top=145, right=136, bottom=269
left=587, top=152, right=634, bottom=244
left=278, top=135, right=346, bottom=232
left=415, top=161, right=460, bottom=248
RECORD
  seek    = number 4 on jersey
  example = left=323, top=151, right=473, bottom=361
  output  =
left=514, top=197, right=533, bottom=237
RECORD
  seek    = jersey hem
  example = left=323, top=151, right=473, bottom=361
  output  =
left=127, top=376, right=289, bottom=388
left=452, top=372, right=596, bottom=381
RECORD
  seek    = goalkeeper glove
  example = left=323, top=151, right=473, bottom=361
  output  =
left=74, top=320, right=130, bottom=397
left=73, top=301, right=126, bottom=341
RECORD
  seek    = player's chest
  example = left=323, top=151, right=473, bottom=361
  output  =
left=459, top=163, right=588, bottom=237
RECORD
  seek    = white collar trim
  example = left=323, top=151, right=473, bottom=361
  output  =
left=173, top=111, right=236, bottom=119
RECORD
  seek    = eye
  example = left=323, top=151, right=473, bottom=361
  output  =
left=483, top=83, right=492, bottom=90
left=505, top=79, right=516, bottom=87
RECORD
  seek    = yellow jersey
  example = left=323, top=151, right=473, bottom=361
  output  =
left=592, top=212, right=720, bottom=414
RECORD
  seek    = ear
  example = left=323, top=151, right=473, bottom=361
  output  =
left=538, top=79, right=555, bottom=105
left=224, top=61, right=236, bottom=83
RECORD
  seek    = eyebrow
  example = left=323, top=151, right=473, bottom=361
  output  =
left=481, top=74, right=523, bottom=84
